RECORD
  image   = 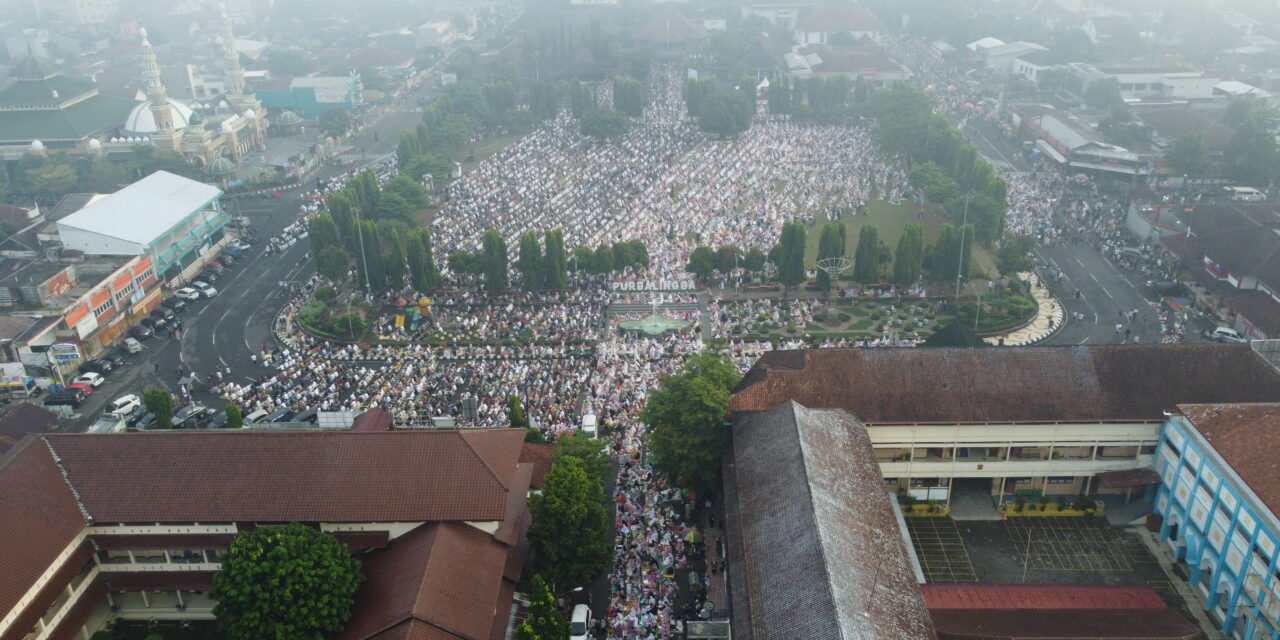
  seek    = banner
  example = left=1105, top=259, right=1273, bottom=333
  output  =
left=609, top=279, right=698, bottom=292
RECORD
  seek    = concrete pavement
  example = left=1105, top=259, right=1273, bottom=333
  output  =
left=1036, top=244, right=1164, bottom=346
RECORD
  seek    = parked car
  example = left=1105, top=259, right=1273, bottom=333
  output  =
left=79, top=359, right=114, bottom=375
left=107, top=394, right=141, bottom=417
left=72, top=372, right=105, bottom=388
left=266, top=408, right=295, bottom=423
left=206, top=412, right=228, bottom=429
left=1151, top=281, right=1188, bottom=297
left=123, top=337, right=143, bottom=353
left=151, top=307, right=175, bottom=322
left=128, top=325, right=153, bottom=339
left=218, top=253, right=236, bottom=267
left=197, top=270, right=220, bottom=284
left=140, top=316, right=164, bottom=330
left=134, top=411, right=157, bottom=429
left=43, top=391, right=83, bottom=407
left=122, top=404, right=147, bottom=426
left=172, top=403, right=216, bottom=428
left=206, top=262, right=226, bottom=275
left=193, top=281, right=218, bottom=297
left=64, top=382, right=95, bottom=396
left=164, top=298, right=189, bottom=313
left=102, top=351, right=127, bottom=368
left=174, top=287, right=201, bottom=300
left=570, top=605, right=592, bottom=640
left=1208, top=326, right=1248, bottom=343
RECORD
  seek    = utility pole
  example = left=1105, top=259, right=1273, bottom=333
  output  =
left=955, top=193, right=973, bottom=298
left=354, top=205, right=372, bottom=293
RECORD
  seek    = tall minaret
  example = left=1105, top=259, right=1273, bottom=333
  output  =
left=141, top=28, right=181, bottom=151
left=220, top=4, right=258, bottom=111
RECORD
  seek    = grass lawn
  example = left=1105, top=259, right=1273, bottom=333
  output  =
left=803, top=199, right=997, bottom=278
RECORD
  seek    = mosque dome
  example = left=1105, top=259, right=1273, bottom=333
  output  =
left=29, top=139, right=43, bottom=151
left=209, top=157, right=236, bottom=176
left=87, top=138, right=101, bottom=149
left=243, top=108, right=256, bottom=119
left=274, top=110, right=302, bottom=126
left=188, top=111, right=203, bottom=126
left=122, top=99, right=194, bottom=136
left=220, top=119, right=235, bottom=133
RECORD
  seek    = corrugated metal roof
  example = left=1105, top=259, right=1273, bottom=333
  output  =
left=57, top=171, right=222, bottom=247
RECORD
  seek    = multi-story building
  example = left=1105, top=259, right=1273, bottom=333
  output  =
left=0, top=429, right=542, bottom=640
left=1153, top=403, right=1280, bottom=640
left=55, top=171, right=226, bottom=284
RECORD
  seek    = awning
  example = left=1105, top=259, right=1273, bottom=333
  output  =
left=1098, top=468, right=1161, bottom=489
left=1070, top=161, right=1139, bottom=175
left=1035, top=139, right=1068, bottom=164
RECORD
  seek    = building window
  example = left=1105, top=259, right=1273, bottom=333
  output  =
left=93, top=301, right=112, bottom=316
left=114, top=283, right=134, bottom=301
left=884, top=478, right=898, bottom=485
left=1047, top=477, right=1075, bottom=484
left=1011, top=478, right=1032, bottom=485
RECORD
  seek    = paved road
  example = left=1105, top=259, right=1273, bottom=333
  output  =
left=1035, top=243, right=1165, bottom=345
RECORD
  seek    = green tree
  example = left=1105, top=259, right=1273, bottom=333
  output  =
left=853, top=225, right=880, bottom=283
left=640, top=352, right=741, bottom=493
left=892, top=222, right=925, bottom=286
left=776, top=221, right=807, bottom=292
left=517, top=231, right=544, bottom=290
left=528, top=457, right=611, bottom=589
left=383, top=238, right=407, bottom=290
left=685, top=78, right=716, bottom=117
left=815, top=221, right=847, bottom=290
left=555, top=431, right=610, bottom=485
left=686, top=246, right=716, bottom=281
left=1165, top=132, right=1209, bottom=176
left=592, top=243, right=615, bottom=274
left=316, top=246, right=350, bottom=283
left=24, top=163, right=77, bottom=202
left=1225, top=119, right=1280, bottom=187
left=482, top=228, right=509, bottom=292
left=543, top=228, right=569, bottom=289
left=508, top=396, right=530, bottom=430
left=142, top=388, right=173, bottom=429
left=307, top=213, right=341, bottom=255
left=375, top=192, right=415, bottom=225
left=1083, top=77, right=1123, bottom=110
left=714, top=245, right=741, bottom=274
left=225, top=404, right=244, bottom=429
left=355, top=220, right=385, bottom=291
left=612, top=76, right=646, bottom=117
left=382, top=174, right=429, bottom=210
left=568, top=79, right=593, bottom=118
left=994, top=233, right=1036, bottom=275
left=697, top=92, right=753, bottom=138
left=524, top=427, right=546, bottom=444
left=743, top=247, right=766, bottom=273
left=580, top=108, right=631, bottom=140
left=514, top=575, right=569, bottom=640
left=211, top=523, right=363, bottom=640
left=530, top=81, right=562, bottom=121
left=406, top=228, right=441, bottom=292
left=320, top=107, right=351, bottom=138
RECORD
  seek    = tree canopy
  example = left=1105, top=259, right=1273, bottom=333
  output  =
left=210, top=523, right=363, bottom=640
left=640, top=352, right=741, bottom=493
left=528, top=456, right=612, bottom=589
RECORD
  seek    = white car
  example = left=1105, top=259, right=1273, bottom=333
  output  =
left=106, top=394, right=141, bottom=417
left=570, top=605, right=591, bottom=640
left=193, top=281, right=218, bottom=297
left=72, top=372, right=105, bottom=388
left=174, top=287, right=201, bottom=300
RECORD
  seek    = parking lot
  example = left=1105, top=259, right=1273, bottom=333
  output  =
left=905, top=518, right=979, bottom=583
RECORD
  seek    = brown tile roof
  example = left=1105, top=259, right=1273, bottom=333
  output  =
left=3, top=542, right=93, bottom=640
left=364, top=620, right=462, bottom=640
left=44, top=430, right=523, bottom=523
left=930, top=608, right=1205, bottom=639
left=1135, top=108, right=1234, bottom=150
left=730, top=346, right=1280, bottom=423
left=0, top=437, right=88, bottom=626
left=921, top=584, right=1168, bottom=610
left=518, top=442, right=555, bottom=488
left=727, top=402, right=936, bottom=640
left=337, top=523, right=510, bottom=640
left=1228, top=291, right=1280, bottom=338
left=797, top=3, right=882, bottom=33
left=351, top=407, right=393, bottom=431
left=1178, top=403, right=1280, bottom=516
left=0, top=406, right=57, bottom=454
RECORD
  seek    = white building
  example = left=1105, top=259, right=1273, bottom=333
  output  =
left=55, top=171, right=228, bottom=283
left=793, top=3, right=881, bottom=46
left=981, top=41, right=1048, bottom=75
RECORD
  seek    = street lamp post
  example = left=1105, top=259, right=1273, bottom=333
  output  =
left=955, top=193, right=973, bottom=299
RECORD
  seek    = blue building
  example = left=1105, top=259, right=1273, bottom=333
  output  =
left=255, top=74, right=363, bottom=121
left=1154, top=403, right=1280, bottom=640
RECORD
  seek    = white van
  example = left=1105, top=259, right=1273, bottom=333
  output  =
left=581, top=413, right=598, bottom=439
left=123, top=337, right=143, bottom=353
left=1225, top=186, right=1266, bottom=202
left=1210, top=326, right=1248, bottom=343
left=245, top=408, right=271, bottom=424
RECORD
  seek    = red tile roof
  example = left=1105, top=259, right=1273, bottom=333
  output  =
left=518, top=442, right=555, bottom=488
left=351, top=407, right=393, bottom=431
left=0, top=406, right=58, bottom=454
left=43, top=430, right=524, bottom=523
left=731, top=346, right=1280, bottom=423
left=797, top=3, right=882, bottom=33
left=921, top=584, right=1168, bottom=610
left=1228, top=291, right=1280, bottom=338
left=0, top=437, right=89, bottom=627
left=338, top=523, right=510, bottom=640
left=1178, top=403, right=1280, bottom=516
left=930, top=608, right=1205, bottom=639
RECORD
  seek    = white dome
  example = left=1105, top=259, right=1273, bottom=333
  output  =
left=220, top=120, right=234, bottom=133
left=122, top=99, right=194, bottom=136
left=88, top=138, right=101, bottom=149
left=218, top=100, right=230, bottom=110
left=29, top=139, right=43, bottom=151
left=243, top=109, right=255, bottom=118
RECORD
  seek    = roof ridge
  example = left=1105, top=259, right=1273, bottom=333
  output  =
left=40, top=435, right=93, bottom=523
left=784, top=401, right=846, bottom=638
left=459, top=429, right=517, bottom=490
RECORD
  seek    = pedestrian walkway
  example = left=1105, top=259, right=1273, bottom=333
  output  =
left=1135, top=528, right=1228, bottom=639
left=985, top=272, right=1064, bottom=346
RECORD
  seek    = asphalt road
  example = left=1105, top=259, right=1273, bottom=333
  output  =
left=1035, top=243, right=1165, bottom=345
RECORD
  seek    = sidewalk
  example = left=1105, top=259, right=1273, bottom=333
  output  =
left=1134, top=528, right=1228, bottom=640
left=985, top=272, right=1064, bottom=346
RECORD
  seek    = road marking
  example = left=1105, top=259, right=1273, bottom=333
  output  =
left=1078, top=337, right=1090, bottom=345
left=1089, top=273, right=1099, bottom=282
left=1048, top=257, right=1060, bottom=270
left=1102, top=287, right=1114, bottom=299
left=1075, top=257, right=1086, bottom=268
left=211, top=332, right=216, bottom=346
left=1124, top=277, right=1138, bottom=289
left=219, top=357, right=228, bottom=367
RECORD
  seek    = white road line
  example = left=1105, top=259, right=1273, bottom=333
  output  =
left=1078, top=337, right=1090, bottom=345
left=211, top=333, right=217, bottom=346
left=1075, top=257, right=1086, bottom=268
left=1048, top=257, right=1060, bottom=269
left=1124, top=277, right=1138, bottom=289
left=1102, top=287, right=1114, bottom=299
left=219, top=357, right=228, bottom=367
left=1090, top=273, right=1099, bottom=282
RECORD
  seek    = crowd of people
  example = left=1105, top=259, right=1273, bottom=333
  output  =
left=370, top=290, right=608, bottom=345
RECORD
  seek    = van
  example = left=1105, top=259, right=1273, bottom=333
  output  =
left=1225, top=186, right=1266, bottom=202
left=1210, top=326, right=1248, bottom=343
left=581, top=413, right=598, bottom=439
left=123, top=337, right=143, bottom=353
left=266, top=408, right=296, bottom=423
left=569, top=605, right=592, bottom=640
left=245, top=408, right=270, bottom=424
